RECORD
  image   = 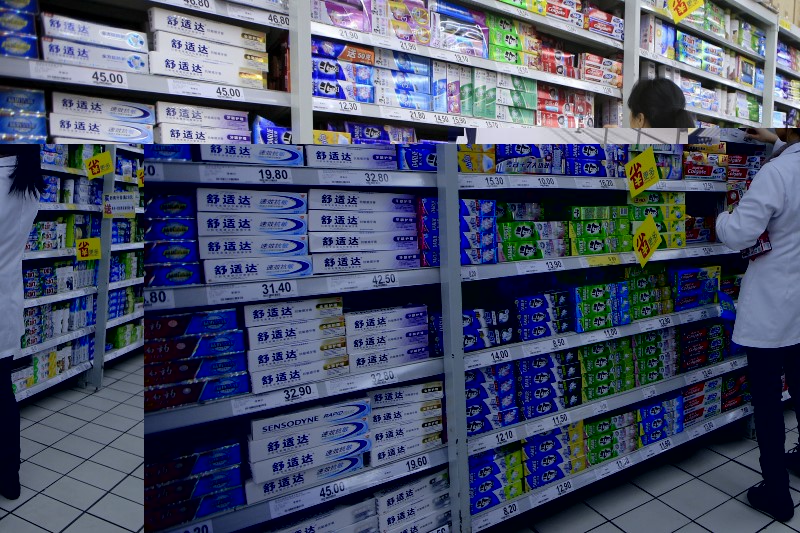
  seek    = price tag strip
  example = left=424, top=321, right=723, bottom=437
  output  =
left=168, top=79, right=245, bottom=101
left=164, top=520, right=214, bottom=533
left=327, top=272, right=401, bottom=292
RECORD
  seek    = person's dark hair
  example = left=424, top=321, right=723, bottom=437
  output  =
left=628, top=79, right=696, bottom=128
left=2, top=144, right=45, bottom=198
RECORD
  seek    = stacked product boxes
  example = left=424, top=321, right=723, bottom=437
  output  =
left=670, top=266, right=720, bottom=312
left=144, top=193, right=202, bottom=288
left=49, top=92, right=155, bottom=143
left=0, top=0, right=38, bottom=61
left=461, top=198, right=498, bottom=266
left=419, top=197, right=440, bottom=267
left=155, top=101, right=252, bottom=145
left=0, top=86, right=45, bottom=142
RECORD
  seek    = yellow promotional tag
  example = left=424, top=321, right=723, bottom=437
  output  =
left=668, top=0, right=704, bottom=23
left=780, top=19, right=791, bottom=31
left=76, top=238, right=102, bottom=261
left=84, top=151, right=113, bottom=180
left=633, top=216, right=663, bottom=267
left=586, top=255, right=621, bottom=267
left=137, top=167, right=144, bottom=187
left=626, top=147, right=661, bottom=198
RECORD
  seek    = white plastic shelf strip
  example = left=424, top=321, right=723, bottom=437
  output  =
left=104, top=339, right=145, bottom=364
left=23, top=287, right=98, bottom=309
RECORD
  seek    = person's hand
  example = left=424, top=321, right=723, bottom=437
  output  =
left=745, top=128, right=779, bottom=144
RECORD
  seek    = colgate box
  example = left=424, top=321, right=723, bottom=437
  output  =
left=545, top=2, right=584, bottom=27
left=537, top=111, right=580, bottom=128
left=683, top=163, right=727, bottom=181
left=726, top=166, right=758, bottom=180
left=145, top=442, right=242, bottom=488
left=583, top=6, right=624, bottom=28
left=583, top=67, right=622, bottom=87
left=145, top=331, right=247, bottom=363
left=581, top=53, right=623, bottom=73
left=586, top=18, right=623, bottom=40
left=146, top=309, right=239, bottom=339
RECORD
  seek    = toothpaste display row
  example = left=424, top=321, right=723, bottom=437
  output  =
left=23, top=260, right=97, bottom=301
left=11, top=333, right=95, bottom=396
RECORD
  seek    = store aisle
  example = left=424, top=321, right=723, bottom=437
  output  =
left=0, top=354, right=143, bottom=533
left=511, top=407, right=800, bottom=533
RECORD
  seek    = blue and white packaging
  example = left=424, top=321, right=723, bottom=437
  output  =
left=249, top=356, right=349, bottom=395
left=370, top=381, right=444, bottom=408
left=371, top=415, right=443, bottom=446
left=0, top=86, right=45, bottom=114
left=275, top=501, right=377, bottom=533
left=148, top=7, right=266, bottom=52
left=0, top=113, right=46, bottom=137
left=41, top=12, right=148, bottom=52
left=374, top=48, right=431, bottom=76
left=375, top=469, right=449, bottom=514
left=309, top=231, right=418, bottom=252
left=145, top=241, right=200, bottom=264
left=371, top=400, right=443, bottom=427
left=151, top=31, right=268, bottom=70
left=155, top=124, right=251, bottom=144
left=49, top=114, right=153, bottom=143
left=244, top=297, right=343, bottom=328
left=197, top=188, right=307, bottom=214
left=370, top=431, right=443, bottom=467
left=197, top=213, right=307, bottom=236
left=305, top=145, right=399, bottom=170
left=248, top=421, right=370, bottom=462
left=312, top=57, right=375, bottom=84
left=0, top=33, right=37, bottom=58
left=308, top=211, right=416, bottom=232
left=380, top=491, right=450, bottom=531
left=245, top=456, right=365, bottom=503
left=144, top=144, right=193, bottom=161
left=345, top=305, right=427, bottom=333
left=0, top=9, right=35, bottom=36
left=198, top=236, right=308, bottom=259
left=375, top=88, right=432, bottom=110
left=199, top=144, right=305, bottom=166
left=466, top=407, right=520, bottom=435
left=349, top=345, right=430, bottom=373
left=308, top=189, right=415, bottom=213
left=250, top=400, right=371, bottom=440
left=0, top=0, right=36, bottom=14
left=252, top=116, right=292, bottom=144
left=374, top=69, right=431, bottom=94
left=247, top=337, right=348, bottom=372
left=248, top=315, right=346, bottom=349
left=203, top=256, right=312, bottom=283
left=52, top=92, right=155, bottom=124
left=41, top=37, right=149, bottom=72
left=313, top=79, right=374, bottom=102
left=312, top=250, right=420, bottom=274
left=155, top=101, right=249, bottom=130
left=398, top=144, right=438, bottom=171
left=347, top=324, right=428, bottom=354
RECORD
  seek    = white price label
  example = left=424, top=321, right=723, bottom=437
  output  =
left=380, top=107, right=404, bottom=121
left=327, top=272, right=398, bottom=293
left=536, top=176, right=558, bottom=188
left=263, top=12, right=291, bottom=29
left=653, top=181, right=667, bottom=190
left=656, top=437, right=674, bottom=454
left=87, top=69, right=129, bottom=89
left=489, top=348, right=511, bottom=364
left=281, top=383, right=320, bottom=405
left=145, top=289, right=175, bottom=310
left=483, top=120, right=500, bottom=129
left=551, top=411, right=571, bottom=427
left=642, top=386, right=657, bottom=399
left=410, top=110, right=427, bottom=122
left=701, top=368, right=714, bottom=380
left=165, top=520, right=214, bottom=533
left=142, top=163, right=163, bottom=182
left=260, top=280, right=297, bottom=300
left=452, top=115, right=469, bottom=126
left=371, top=272, right=400, bottom=289
left=231, top=395, right=274, bottom=416
left=337, top=28, right=362, bottom=41
left=616, top=455, right=632, bottom=470
left=730, top=359, right=741, bottom=370
left=256, top=168, right=293, bottom=184
left=576, top=178, right=617, bottom=189
left=167, top=79, right=244, bottom=101
left=657, top=316, right=674, bottom=328
left=501, top=501, right=520, bottom=519
left=432, top=113, right=451, bottom=125
left=362, top=171, right=392, bottom=185
left=601, top=86, right=615, bottom=96
left=527, top=420, right=548, bottom=437
left=405, top=453, right=430, bottom=472
left=593, top=400, right=610, bottom=416
left=326, top=376, right=360, bottom=395
left=702, top=420, right=716, bottom=433
left=516, top=262, right=547, bottom=276
left=516, top=65, right=530, bottom=76
left=556, top=21, right=579, bottom=34
left=595, top=464, right=616, bottom=480
left=369, top=369, right=398, bottom=387
left=742, top=405, right=752, bottom=416
left=463, top=267, right=480, bottom=281
left=399, top=41, right=418, bottom=53
left=684, top=308, right=710, bottom=323
left=169, top=0, right=216, bottom=11
left=701, top=246, right=715, bottom=256
left=685, top=372, right=702, bottom=385
left=555, top=479, right=574, bottom=496
left=454, top=53, right=471, bottom=64
left=545, top=259, right=565, bottom=272
left=316, top=480, right=350, bottom=503
left=551, top=337, right=569, bottom=351
left=482, top=175, right=507, bottom=188
left=522, top=342, right=549, bottom=358
left=602, top=327, right=620, bottom=339
left=495, top=428, right=517, bottom=446
left=206, top=284, right=249, bottom=305
left=338, top=101, right=362, bottom=113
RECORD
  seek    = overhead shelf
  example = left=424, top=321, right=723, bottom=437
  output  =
left=15, top=361, right=94, bottom=402
left=24, top=287, right=98, bottom=309
left=459, top=174, right=729, bottom=191
left=691, top=107, right=762, bottom=128
left=145, top=358, right=444, bottom=434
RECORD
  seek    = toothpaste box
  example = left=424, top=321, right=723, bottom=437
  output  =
left=371, top=400, right=444, bottom=427
left=386, top=509, right=451, bottom=533
left=145, top=353, right=249, bottom=387
left=198, top=236, right=308, bottom=259
left=312, top=250, right=421, bottom=274
left=42, top=37, right=149, bottom=73
left=373, top=48, right=431, bottom=76
left=347, top=324, right=428, bottom=354
left=145, top=442, right=242, bottom=487
left=245, top=297, right=343, bottom=328
left=313, top=79, right=374, bottom=102
left=374, top=88, right=432, bottom=110
left=0, top=86, right=45, bottom=114
left=274, top=501, right=377, bottom=533
left=0, top=33, right=38, bottom=59
left=49, top=114, right=153, bottom=144
left=197, top=188, right=307, bottom=214
left=245, top=456, right=365, bottom=503
left=308, top=189, right=415, bottom=213
left=382, top=490, right=450, bottom=531
left=305, top=145, right=398, bottom=170
left=203, top=256, right=312, bottom=283
left=249, top=423, right=371, bottom=463
left=247, top=337, right=348, bottom=372
left=249, top=356, right=349, bottom=394
left=374, top=69, right=432, bottom=94
left=397, top=144, right=438, bottom=172
left=52, top=93, right=155, bottom=124
left=371, top=415, right=443, bottom=446
left=145, top=331, right=246, bottom=362
left=146, top=487, right=246, bottom=530
left=146, top=309, right=238, bottom=338
left=144, top=373, right=250, bottom=412
left=371, top=381, right=444, bottom=408
left=41, top=12, right=148, bottom=52
left=371, top=432, right=444, bottom=467
left=250, top=400, right=371, bottom=440
left=154, top=125, right=252, bottom=144
left=155, top=101, right=249, bottom=131
left=308, top=211, right=416, bottom=232
left=145, top=465, right=242, bottom=507
left=248, top=316, right=346, bottom=350
left=148, top=8, right=266, bottom=51
left=309, top=231, right=419, bottom=252
left=0, top=113, right=46, bottom=137
left=312, top=37, right=375, bottom=65
left=152, top=30, right=268, bottom=71
left=345, top=305, right=428, bottom=334
left=375, top=469, right=449, bottom=515
left=198, top=144, right=305, bottom=166
left=197, top=213, right=307, bottom=236
left=149, top=51, right=264, bottom=89
left=470, top=482, right=521, bottom=514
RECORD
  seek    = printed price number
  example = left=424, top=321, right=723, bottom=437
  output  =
left=516, top=66, right=530, bottom=76
left=598, top=179, right=615, bottom=189
left=701, top=246, right=714, bottom=256
left=405, top=454, right=429, bottom=472
left=702, top=182, right=715, bottom=191
left=167, top=520, right=213, bottom=533
left=400, top=41, right=418, bottom=52
left=657, top=438, right=673, bottom=452
left=90, top=70, right=127, bottom=87
left=537, top=176, right=557, bottom=188
left=601, top=85, right=614, bottom=95
left=658, top=316, right=673, bottom=328
left=318, top=480, right=347, bottom=500
left=603, top=327, right=619, bottom=339
left=587, top=254, right=621, bottom=267
left=408, top=110, right=426, bottom=122
left=282, top=384, right=317, bottom=404
left=339, top=101, right=361, bottom=113
left=616, top=455, right=632, bottom=470
left=484, top=120, right=500, bottom=129
left=454, top=53, right=471, bottom=64
left=464, top=267, right=479, bottom=281
left=183, top=0, right=212, bottom=8
left=452, top=115, right=468, bottom=126
left=258, top=168, right=291, bottom=183
left=265, top=13, right=290, bottom=27
left=502, top=502, right=519, bottom=517
left=702, top=368, right=714, bottom=380
left=484, top=175, right=505, bottom=188
left=433, top=113, right=450, bottom=125
left=371, top=272, right=398, bottom=288
left=495, top=428, right=516, bottom=446
left=490, top=348, right=510, bottom=363
left=364, top=172, right=390, bottom=185
left=370, top=369, right=396, bottom=387
left=556, top=480, right=573, bottom=495
left=143, top=163, right=161, bottom=179
left=593, top=400, right=609, bottom=415
left=261, top=280, right=296, bottom=299
left=703, top=420, right=715, bottom=433
left=145, top=289, right=174, bottom=310
left=215, top=86, right=243, bottom=100
left=338, top=29, right=360, bottom=41
left=642, top=386, right=657, bottom=399
left=551, top=337, right=567, bottom=350
left=551, top=412, right=571, bottom=427
left=730, top=359, right=740, bottom=370
left=545, top=259, right=564, bottom=272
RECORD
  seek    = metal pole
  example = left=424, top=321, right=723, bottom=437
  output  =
left=621, top=0, right=642, bottom=126
left=289, top=0, right=314, bottom=144
left=763, top=20, right=779, bottom=127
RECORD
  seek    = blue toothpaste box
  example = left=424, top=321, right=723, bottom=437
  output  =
left=147, top=308, right=238, bottom=337
left=0, top=9, right=33, bottom=34
left=146, top=487, right=245, bottom=531
left=197, top=213, right=308, bottom=236
left=144, top=144, right=193, bottom=161
left=145, top=442, right=241, bottom=487
left=313, top=79, right=374, bottom=102
left=470, top=481, right=524, bottom=514
left=0, top=113, right=46, bottom=137
left=145, top=332, right=246, bottom=363
left=374, top=69, right=431, bottom=93
left=252, top=121, right=293, bottom=145
left=0, top=86, right=44, bottom=113
left=145, top=219, right=198, bottom=241
left=144, top=372, right=250, bottom=412
left=198, top=144, right=305, bottom=166
left=0, top=0, right=36, bottom=13
left=145, top=353, right=248, bottom=387
left=0, top=33, right=37, bottom=58
left=397, top=144, right=438, bottom=171
left=465, top=363, right=514, bottom=384
left=145, top=241, right=200, bottom=264
left=373, top=48, right=431, bottom=76
left=466, top=407, right=520, bottom=435
left=312, top=57, right=375, bottom=84
left=145, top=263, right=202, bottom=287
left=145, top=195, right=195, bottom=218
left=145, top=465, right=242, bottom=507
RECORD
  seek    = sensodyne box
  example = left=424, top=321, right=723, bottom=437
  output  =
left=245, top=297, right=343, bottom=328
left=245, top=455, right=365, bottom=504
left=251, top=399, right=371, bottom=441
left=345, top=305, right=428, bottom=334
left=148, top=7, right=266, bottom=51
left=151, top=31, right=269, bottom=71
left=41, top=12, right=148, bottom=52
left=248, top=315, right=346, bottom=349
left=275, top=500, right=377, bottom=533
left=309, top=189, right=416, bottom=213
left=155, top=101, right=250, bottom=131
left=250, top=437, right=371, bottom=483
left=249, top=356, right=349, bottom=395
left=312, top=250, right=421, bottom=274
left=197, top=213, right=308, bottom=236
left=51, top=93, right=155, bottom=124
left=375, top=468, right=450, bottom=515
left=248, top=420, right=371, bottom=462
left=247, top=336, right=348, bottom=373
left=198, top=236, right=308, bottom=259
left=203, top=257, right=312, bottom=283
left=197, top=188, right=307, bottom=214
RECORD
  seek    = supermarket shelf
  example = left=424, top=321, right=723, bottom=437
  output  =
left=23, top=248, right=76, bottom=261
left=111, top=242, right=144, bottom=252
left=0, top=58, right=291, bottom=109
left=37, top=203, right=102, bottom=212
left=462, top=244, right=738, bottom=282
left=468, top=355, right=747, bottom=455
left=23, top=287, right=98, bottom=309
left=116, top=145, right=144, bottom=155
left=639, top=49, right=764, bottom=97
left=144, top=358, right=444, bottom=434
left=109, top=277, right=145, bottom=291
left=144, top=268, right=441, bottom=312
left=104, top=339, right=144, bottom=364
left=14, top=361, right=94, bottom=402
left=145, top=162, right=437, bottom=187
left=464, top=303, right=721, bottom=371
left=641, top=5, right=766, bottom=63
left=311, top=23, right=623, bottom=99
left=115, top=175, right=140, bottom=185
left=106, top=310, right=144, bottom=329
left=168, top=447, right=448, bottom=533
left=777, top=63, right=800, bottom=80
left=471, top=404, right=753, bottom=532
left=18, top=326, right=97, bottom=359
left=40, top=164, right=86, bottom=176
left=691, top=107, right=762, bottom=128
left=779, top=21, right=800, bottom=45
left=775, top=96, right=800, bottom=112
left=459, top=174, right=729, bottom=191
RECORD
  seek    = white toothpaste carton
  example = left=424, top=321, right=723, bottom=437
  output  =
left=203, top=256, right=312, bottom=283
left=198, top=144, right=305, bottom=166
left=245, top=297, right=344, bottom=328
left=380, top=490, right=450, bottom=532
left=305, top=145, right=399, bottom=170
left=312, top=250, right=421, bottom=274
left=41, top=37, right=149, bottom=73
left=41, top=12, right=148, bottom=52
left=249, top=356, right=349, bottom=395
left=275, top=500, right=377, bottom=533
left=154, top=124, right=252, bottom=144
left=371, top=400, right=444, bottom=427
left=51, top=92, right=155, bottom=124
left=151, top=31, right=268, bottom=70
left=375, top=469, right=450, bottom=515
left=309, top=189, right=416, bottom=213
left=248, top=316, right=346, bottom=349
left=155, top=101, right=249, bottom=130
left=371, top=416, right=444, bottom=446
left=370, top=381, right=444, bottom=408
left=308, top=211, right=417, bottom=232
left=386, top=509, right=451, bottom=533
left=197, top=188, right=307, bottom=214
left=371, top=432, right=444, bottom=467
left=251, top=400, right=371, bottom=440
left=148, top=51, right=264, bottom=89
left=244, top=455, right=365, bottom=504
left=345, top=305, right=428, bottom=334
left=197, top=213, right=307, bottom=236
left=347, top=324, right=429, bottom=354
left=247, top=337, right=348, bottom=373
left=49, top=114, right=153, bottom=143
left=198, top=236, right=308, bottom=260
left=248, top=422, right=371, bottom=462
left=309, top=231, right=419, bottom=253
left=250, top=437, right=370, bottom=483
left=349, top=345, right=430, bottom=373
left=148, top=7, right=266, bottom=51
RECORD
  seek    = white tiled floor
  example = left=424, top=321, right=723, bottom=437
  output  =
left=506, top=406, right=800, bottom=533
left=0, top=354, right=143, bottom=533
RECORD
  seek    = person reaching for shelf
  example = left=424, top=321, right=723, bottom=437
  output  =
left=715, top=127, right=800, bottom=522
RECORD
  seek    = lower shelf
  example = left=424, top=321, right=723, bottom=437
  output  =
left=14, top=361, right=93, bottom=402
left=104, top=339, right=144, bottom=364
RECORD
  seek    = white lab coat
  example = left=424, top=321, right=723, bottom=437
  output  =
left=716, top=140, right=800, bottom=348
left=0, top=159, right=40, bottom=359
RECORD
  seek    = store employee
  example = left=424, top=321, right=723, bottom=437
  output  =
left=715, top=128, right=800, bottom=522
